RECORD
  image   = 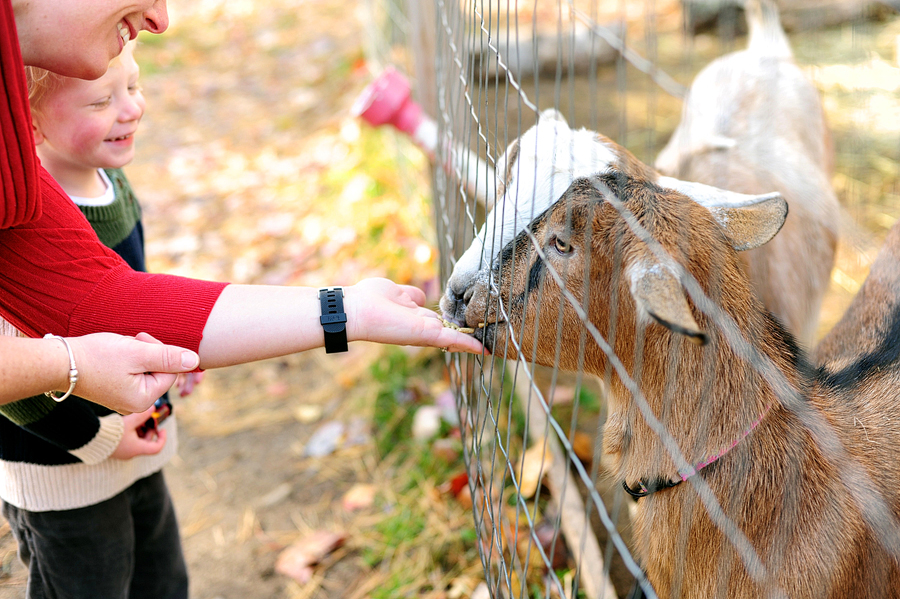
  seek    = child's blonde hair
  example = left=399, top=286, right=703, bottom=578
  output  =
left=24, top=67, right=63, bottom=114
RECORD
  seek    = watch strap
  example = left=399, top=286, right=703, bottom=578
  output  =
left=318, top=287, right=348, bottom=354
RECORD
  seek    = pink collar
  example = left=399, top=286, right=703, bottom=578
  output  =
left=623, top=401, right=773, bottom=499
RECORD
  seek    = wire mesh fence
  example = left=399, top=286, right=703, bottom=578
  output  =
left=360, top=1, right=900, bottom=597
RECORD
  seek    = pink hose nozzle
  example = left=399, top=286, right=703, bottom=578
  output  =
left=351, top=67, right=423, bottom=137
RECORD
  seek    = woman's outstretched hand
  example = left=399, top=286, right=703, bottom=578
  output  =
left=344, top=278, right=485, bottom=354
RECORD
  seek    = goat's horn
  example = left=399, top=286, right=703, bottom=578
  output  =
left=705, top=193, right=788, bottom=251
left=657, top=177, right=788, bottom=251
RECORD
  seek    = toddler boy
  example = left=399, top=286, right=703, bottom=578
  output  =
left=0, top=40, right=191, bottom=599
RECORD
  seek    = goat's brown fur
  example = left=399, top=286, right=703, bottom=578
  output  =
left=814, top=222, right=900, bottom=373
left=464, top=172, right=900, bottom=598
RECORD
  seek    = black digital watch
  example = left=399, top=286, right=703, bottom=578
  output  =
left=318, top=287, right=349, bottom=354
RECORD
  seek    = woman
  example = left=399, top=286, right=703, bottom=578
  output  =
left=1, top=0, right=481, bottom=408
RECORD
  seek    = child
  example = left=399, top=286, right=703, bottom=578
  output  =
left=0, top=41, right=189, bottom=599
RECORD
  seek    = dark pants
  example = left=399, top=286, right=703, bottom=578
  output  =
left=2, top=470, right=188, bottom=599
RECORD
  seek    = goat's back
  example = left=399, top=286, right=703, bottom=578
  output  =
left=802, top=221, right=900, bottom=592
left=815, top=219, right=900, bottom=374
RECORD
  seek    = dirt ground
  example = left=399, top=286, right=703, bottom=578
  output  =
left=2, top=1, right=900, bottom=598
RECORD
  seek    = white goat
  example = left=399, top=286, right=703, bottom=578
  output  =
left=655, top=0, right=839, bottom=347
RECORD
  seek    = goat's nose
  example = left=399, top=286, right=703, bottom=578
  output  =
left=462, top=285, right=475, bottom=306
left=442, top=288, right=472, bottom=327
left=439, top=288, right=466, bottom=327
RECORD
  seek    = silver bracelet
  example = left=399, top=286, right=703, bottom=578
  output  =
left=44, top=334, right=78, bottom=402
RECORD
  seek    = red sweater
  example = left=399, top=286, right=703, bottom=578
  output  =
left=0, top=0, right=227, bottom=351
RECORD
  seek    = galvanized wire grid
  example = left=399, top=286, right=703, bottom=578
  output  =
left=365, top=1, right=898, bottom=597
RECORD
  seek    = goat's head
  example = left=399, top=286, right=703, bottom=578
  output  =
left=461, top=170, right=787, bottom=374
left=439, top=110, right=784, bottom=330
left=440, top=108, right=632, bottom=325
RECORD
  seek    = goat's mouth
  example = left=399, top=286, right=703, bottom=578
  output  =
left=440, top=317, right=505, bottom=349
left=473, top=319, right=505, bottom=352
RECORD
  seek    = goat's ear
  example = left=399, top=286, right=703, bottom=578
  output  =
left=656, top=177, right=787, bottom=251
left=627, top=259, right=708, bottom=345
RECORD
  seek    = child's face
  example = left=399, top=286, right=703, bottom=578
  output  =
left=34, top=45, right=145, bottom=173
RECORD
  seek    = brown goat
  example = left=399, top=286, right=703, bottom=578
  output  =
left=461, top=172, right=900, bottom=598
left=655, top=0, right=839, bottom=347
left=814, top=221, right=900, bottom=374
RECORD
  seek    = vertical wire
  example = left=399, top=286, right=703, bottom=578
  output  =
left=434, top=3, right=900, bottom=599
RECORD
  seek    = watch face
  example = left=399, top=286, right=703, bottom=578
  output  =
left=324, top=328, right=349, bottom=353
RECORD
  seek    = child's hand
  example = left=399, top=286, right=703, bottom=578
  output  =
left=111, top=407, right=168, bottom=460
left=175, top=371, right=204, bottom=397
left=344, top=278, right=485, bottom=354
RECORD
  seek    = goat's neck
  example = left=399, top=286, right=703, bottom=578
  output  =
left=603, top=311, right=802, bottom=487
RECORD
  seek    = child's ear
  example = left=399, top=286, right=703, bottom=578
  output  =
left=31, top=118, right=45, bottom=145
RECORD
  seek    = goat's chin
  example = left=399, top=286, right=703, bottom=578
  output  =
left=473, top=322, right=495, bottom=354
left=474, top=322, right=517, bottom=359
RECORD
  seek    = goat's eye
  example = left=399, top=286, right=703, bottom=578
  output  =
left=553, top=236, right=573, bottom=255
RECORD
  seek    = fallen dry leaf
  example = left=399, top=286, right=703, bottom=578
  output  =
left=571, top=431, right=593, bottom=463
left=525, top=519, right=569, bottom=570
left=471, top=583, right=491, bottom=599
left=341, top=483, right=376, bottom=512
left=440, top=472, right=469, bottom=497
left=455, top=484, right=473, bottom=509
left=264, top=381, right=289, bottom=397
left=412, top=405, right=442, bottom=441
left=438, top=471, right=472, bottom=509
left=274, top=530, right=348, bottom=584
left=518, top=440, right=551, bottom=499
left=293, top=404, right=323, bottom=423
left=431, top=438, right=460, bottom=463
left=446, top=575, right=481, bottom=599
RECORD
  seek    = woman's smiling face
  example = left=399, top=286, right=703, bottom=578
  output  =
left=13, top=0, right=169, bottom=79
